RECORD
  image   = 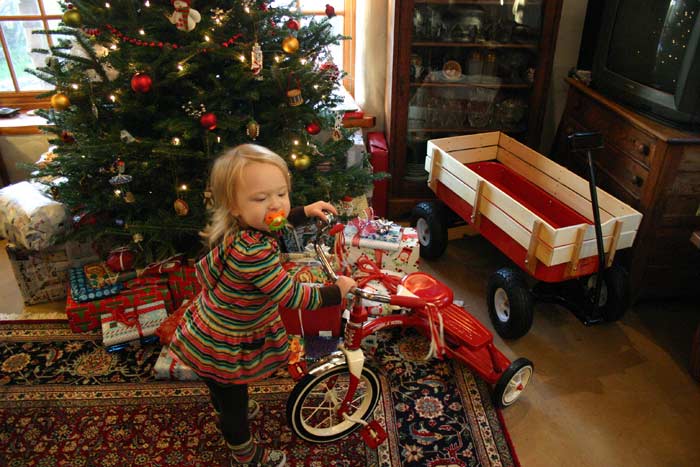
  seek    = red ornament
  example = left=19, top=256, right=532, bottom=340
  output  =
left=286, top=19, right=300, bottom=31
left=319, top=60, right=340, bottom=82
left=325, top=4, right=336, bottom=18
left=200, top=112, right=217, bottom=130
left=131, top=73, right=152, bottom=93
left=305, top=121, right=321, bottom=135
left=61, top=130, right=76, bottom=144
left=106, top=248, right=135, bottom=272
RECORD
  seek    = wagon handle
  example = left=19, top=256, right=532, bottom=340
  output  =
left=568, top=131, right=606, bottom=323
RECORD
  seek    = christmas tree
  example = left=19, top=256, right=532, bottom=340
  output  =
left=30, top=0, right=377, bottom=262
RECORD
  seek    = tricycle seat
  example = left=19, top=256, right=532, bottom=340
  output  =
left=401, top=272, right=453, bottom=308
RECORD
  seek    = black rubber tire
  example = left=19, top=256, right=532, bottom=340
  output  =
left=584, top=264, right=629, bottom=322
left=487, top=267, right=534, bottom=339
left=493, top=357, right=534, bottom=408
left=411, top=201, right=448, bottom=259
left=286, top=364, right=381, bottom=443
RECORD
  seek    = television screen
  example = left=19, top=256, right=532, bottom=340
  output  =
left=606, top=0, right=699, bottom=95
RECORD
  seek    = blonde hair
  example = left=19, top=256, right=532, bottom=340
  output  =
left=201, top=144, right=291, bottom=247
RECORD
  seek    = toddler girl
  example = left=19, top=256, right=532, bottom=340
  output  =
left=170, top=144, right=356, bottom=467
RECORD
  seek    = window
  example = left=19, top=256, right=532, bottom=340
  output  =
left=0, top=0, right=62, bottom=108
left=281, top=0, right=356, bottom=95
left=0, top=0, right=356, bottom=108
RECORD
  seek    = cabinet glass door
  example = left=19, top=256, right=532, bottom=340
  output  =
left=405, top=0, right=541, bottom=183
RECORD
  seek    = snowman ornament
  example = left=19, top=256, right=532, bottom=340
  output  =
left=168, top=0, right=201, bottom=32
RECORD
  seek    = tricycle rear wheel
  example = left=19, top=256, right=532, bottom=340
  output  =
left=411, top=201, right=448, bottom=259
left=487, top=267, right=534, bottom=339
left=493, top=357, right=534, bottom=408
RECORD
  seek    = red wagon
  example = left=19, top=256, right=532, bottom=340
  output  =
left=412, top=132, right=642, bottom=338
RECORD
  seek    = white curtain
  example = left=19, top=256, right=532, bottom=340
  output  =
left=354, top=0, right=388, bottom=131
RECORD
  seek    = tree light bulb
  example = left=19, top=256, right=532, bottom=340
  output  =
left=139, top=29, right=145, bottom=35
left=204, top=34, right=210, bottom=42
left=293, top=140, right=299, bottom=145
left=114, top=189, right=121, bottom=196
left=144, top=1, right=151, bottom=7
left=109, top=94, right=116, bottom=102
left=177, top=63, right=184, bottom=71
left=239, top=55, right=246, bottom=62
left=274, top=56, right=281, bottom=63
left=172, top=137, right=181, bottom=145
left=291, top=154, right=297, bottom=160
left=105, top=3, right=111, bottom=8
left=300, top=58, right=307, bottom=65
left=71, top=83, right=79, bottom=90
left=180, top=184, right=188, bottom=191
left=217, top=136, right=222, bottom=143
left=245, top=6, right=250, bottom=13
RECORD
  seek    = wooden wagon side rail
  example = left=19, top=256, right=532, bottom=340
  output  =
left=425, top=132, right=643, bottom=270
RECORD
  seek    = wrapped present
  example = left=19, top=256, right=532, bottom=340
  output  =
left=0, top=181, right=70, bottom=251
left=69, top=264, right=123, bottom=303
left=66, top=282, right=172, bottom=333
left=100, top=299, right=168, bottom=347
left=167, top=266, right=200, bottom=308
left=338, top=225, right=420, bottom=276
left=343, top=217, right=403, bottom=251
left=153, top=345, right=200, bottom=381
left=6, top=241, right=99, bottom=305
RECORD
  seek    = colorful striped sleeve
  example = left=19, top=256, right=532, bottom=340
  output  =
left=229, top=232, right=329, bottom=310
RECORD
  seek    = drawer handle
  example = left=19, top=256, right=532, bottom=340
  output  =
left=631, top=175, right=644, bottom=187
left=634, top=141, right=650, bottom=156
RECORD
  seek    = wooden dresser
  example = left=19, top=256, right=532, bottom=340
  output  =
left=553, top=78, right=700, bottom=301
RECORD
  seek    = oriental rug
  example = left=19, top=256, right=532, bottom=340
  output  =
left=0, top=322, right=518, bottom=467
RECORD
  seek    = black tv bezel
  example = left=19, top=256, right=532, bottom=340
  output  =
left=591, top=0, right=700, bottom=130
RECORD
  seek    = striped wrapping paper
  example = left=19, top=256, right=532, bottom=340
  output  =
left=100, top=300, right=168, bottom=347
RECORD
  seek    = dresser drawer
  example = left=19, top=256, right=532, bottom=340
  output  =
left=569, top=88, right=656, bottom=168
left=567, top=151, right=641, bottom=210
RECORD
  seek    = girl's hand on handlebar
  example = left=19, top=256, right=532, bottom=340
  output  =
left=304, top=201, right=338, bottom=222
left=335, top=275, right=357, bottom=298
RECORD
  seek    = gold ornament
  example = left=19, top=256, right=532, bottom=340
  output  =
left=246, top=120, right=260, bottom=140
left=124, top=192, right=135, bottom=203
left=174, top=198, right=189, bottom=216
left=62, top=9, right=82, bottom=28
left=293, top=154, right=312, bottom=170
left=282, top=36, right=299, bottom=54
left=51, top=93, right=71, bottom=111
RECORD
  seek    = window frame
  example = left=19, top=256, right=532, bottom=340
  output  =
left=0, top=0, right=356, bottom=109
left=0, top=1, right=60, bottom=108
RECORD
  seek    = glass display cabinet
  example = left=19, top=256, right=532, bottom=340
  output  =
left=386, top=0, right=563, bottom=218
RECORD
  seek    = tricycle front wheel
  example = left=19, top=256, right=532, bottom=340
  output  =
left=487, top=267, right=534, bottom=339
left=411, top=201, right=448, bottom=259
left=493, top=357, right=534, bottom=408
left=286, top=363, right=381, bottom=443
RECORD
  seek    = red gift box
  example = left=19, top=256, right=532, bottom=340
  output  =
left=66, top=283, right=173, bottom=333
left=167, top=266, right=201, bottom=308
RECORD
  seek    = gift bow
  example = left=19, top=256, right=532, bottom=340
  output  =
left=354, top=256, right=401, bottom=293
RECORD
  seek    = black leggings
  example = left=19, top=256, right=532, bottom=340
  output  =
left=204, top=379, right=250, bottom=445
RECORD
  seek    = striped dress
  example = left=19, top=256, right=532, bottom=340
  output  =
left=170, top=228, right=339, bottom=385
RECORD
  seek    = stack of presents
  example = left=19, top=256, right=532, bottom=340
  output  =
left=0, top=177, right=418, bottom=382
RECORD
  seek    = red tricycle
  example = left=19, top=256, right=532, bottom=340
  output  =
left=285, top=215, right=533, bottom=445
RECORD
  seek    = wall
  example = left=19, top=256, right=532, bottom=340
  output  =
left=539, top=0, right=589, bottom=154
left=0, top=133, right=50, bottom=184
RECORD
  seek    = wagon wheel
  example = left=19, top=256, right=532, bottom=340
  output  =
left=411, top=201, right=448, bottom=259
left=582, top=264, right=629, bottom=322
left=493, top=357, right=534, bottom=408
left=487, top=267, right=534, bottom=339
